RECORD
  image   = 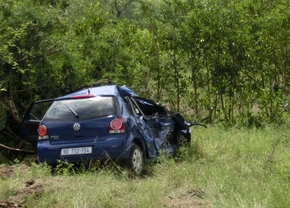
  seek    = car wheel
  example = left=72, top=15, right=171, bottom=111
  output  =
left=177, top=131, right=191, bottom=147
left=128, top=143, right=144, bottom=175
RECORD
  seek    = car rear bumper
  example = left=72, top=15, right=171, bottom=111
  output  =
left=37, top=136, right=130, bottom=165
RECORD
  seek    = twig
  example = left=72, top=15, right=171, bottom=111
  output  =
left=0, top=143, right=35, bottom=154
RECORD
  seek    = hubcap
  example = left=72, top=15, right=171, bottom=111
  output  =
left=132, top=149, right=143, bottom=174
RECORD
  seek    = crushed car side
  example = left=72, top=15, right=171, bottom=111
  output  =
left=19, top=85, right=192, bottom=175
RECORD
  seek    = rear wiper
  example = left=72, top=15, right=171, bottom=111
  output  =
left=65, top=104, right=79, bottom=118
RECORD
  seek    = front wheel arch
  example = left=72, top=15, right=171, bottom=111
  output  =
left=176, top=130, right=191, bottom=147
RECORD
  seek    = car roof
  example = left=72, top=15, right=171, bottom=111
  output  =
left=56, top=85, right=139, bottom=100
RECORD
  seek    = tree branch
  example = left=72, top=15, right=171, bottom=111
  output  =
left=6, top=100, right=22, bottom=124
left=0, top=143, right=35, bottom=154
left=44, top=48, right=63, bottom=58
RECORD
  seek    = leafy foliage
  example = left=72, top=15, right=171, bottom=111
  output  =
left=1, top=0, right=290, bottom=149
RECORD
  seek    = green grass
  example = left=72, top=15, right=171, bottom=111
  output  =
left=1, top=124, right=290, bottom=207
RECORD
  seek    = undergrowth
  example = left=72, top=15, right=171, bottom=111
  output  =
left=1, top=124, right=290, bottom=207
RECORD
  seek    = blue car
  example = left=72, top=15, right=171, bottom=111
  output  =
left=19, top=85, right=192, bottom=175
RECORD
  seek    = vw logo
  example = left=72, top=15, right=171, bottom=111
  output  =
left=73, top=123, right=81, bottom=131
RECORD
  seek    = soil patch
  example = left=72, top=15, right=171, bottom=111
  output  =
left=17, top=179, right=44, bottom=195
left=0, top=165, right=14, bottom=179
left=165, top=197, right=207, bottom=208
left=164, top=189, right=207, bottom=208
left=0, top=200, right=22, bottom=208
left=0, top=165, right=44, bottom=208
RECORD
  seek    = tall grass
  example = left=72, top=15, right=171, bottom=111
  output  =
left=1, top=124, right=290, bottom=207
left=192, top=124, right=290, bottom=208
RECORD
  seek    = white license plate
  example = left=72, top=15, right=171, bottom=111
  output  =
left=61, top=147, right=92, bottom=155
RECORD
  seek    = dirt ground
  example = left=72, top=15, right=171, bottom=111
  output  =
left=0, top=165, right=44, bottom=208
left=165, top=198, right=207, bottom=208
left=0, top=165, right=207, bottom=208
left=164, top=188, right=207, bottom=208
left=0, top=165, right=14, bottom=179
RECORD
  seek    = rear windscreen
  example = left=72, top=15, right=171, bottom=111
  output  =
left=43, top=96, right=118, bottom=121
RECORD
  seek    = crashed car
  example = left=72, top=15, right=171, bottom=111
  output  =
left=19, top=85, right=192, bottom=175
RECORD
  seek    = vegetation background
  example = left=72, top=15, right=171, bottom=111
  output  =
left=0, top=0, right=290, bottom=207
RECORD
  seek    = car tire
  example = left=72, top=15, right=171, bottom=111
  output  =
left=177, top=130, right=191, bottom=147
left=128, top=143, right=144, bottom=175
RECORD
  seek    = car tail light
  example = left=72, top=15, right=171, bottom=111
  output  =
left=109, top=117, right=125, bottom=134
left=38, top=124, right=49, bottom=140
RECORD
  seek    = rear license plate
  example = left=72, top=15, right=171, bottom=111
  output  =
left=61, top=147, right=92, bottom=155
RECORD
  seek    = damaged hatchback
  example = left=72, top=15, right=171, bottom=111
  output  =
left=19, top=85, right=192, bottom=175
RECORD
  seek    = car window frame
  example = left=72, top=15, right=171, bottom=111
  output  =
left=44, top=95, right=120, bottom=121
left=128, top=97, right=147, bottom=118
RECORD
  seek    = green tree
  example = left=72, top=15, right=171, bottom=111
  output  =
left=0, top=0, right=72, bottom=146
